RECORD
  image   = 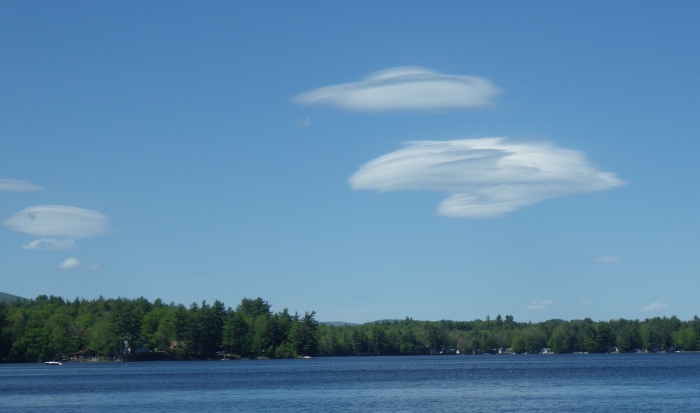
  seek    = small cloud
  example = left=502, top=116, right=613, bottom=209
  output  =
left=596, top=256, right=620, bottom=263
left=349, top=138, right=626, bottom=218
left=22, top=238, right=75, bottom=251
left=293, top=67, right=500, bottom=112
left=297, top=116, right=313, bottom=128
left=580, top=301, right=591, bottom=306
left=191, top=271, right=210, bottom=282
left=87, top=263, right=102, bottom=271
left=3, top=205, right=108, bottom=239
left=527, top=300, right=554, bottom=310
left=58, top=257, right=80, bottom=269
left=0, top=179, right=43, bottom=192
left=642, top=302, right=668, bottom=312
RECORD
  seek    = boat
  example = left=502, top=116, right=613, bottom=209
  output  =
left=44, top=361, right=62, bottom=366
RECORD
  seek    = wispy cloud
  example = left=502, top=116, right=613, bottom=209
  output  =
left=22, top=238, right=76, bottom=251
left=0, top=179, right=43, bottom=192
left=191, top=271, right=210, bottom=282
left=293, top=67, right=500, bottom=111
left=297, top=116, right=313, bottom=128
left=58, top=257, right=80, bottom=269
left=3, top=205, right=108, bottom=238
left=527, top=300, right=554, bottom=310
left=349, top=138, right=626, bottom=218
left=642, top=302, right=668, bottom=312
left=596, top=256, right=620, bottom=263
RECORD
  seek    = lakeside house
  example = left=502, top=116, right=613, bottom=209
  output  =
left=72, top=349, right=98, bottom=361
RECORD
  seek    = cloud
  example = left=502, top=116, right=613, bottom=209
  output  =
left=3, top=205, right=108, bottom=238
left=58, top=257, right=80, bottom=269
left=191, top=271, right=210, bottom=282
left=293, top=67, right=500, bottom=111
left=0, top=179, right=43, bottom=192
left=297, top=116, right=313, bottom=128
left=596, top=256, right=620, bottom=263
left=349, top=138, right=626, bottom=218
left=22, top=238, right=76, bottom=251
left=527, top=300, right=554, bottom=310
left=642, top=302, right=668, bottom=312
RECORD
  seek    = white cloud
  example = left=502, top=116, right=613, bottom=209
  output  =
left=293, top=67, right=500, bottom=111
left=527, top=300, right=554, bottom=310
left=191, top=271, right=210, bottom=282
left=58, top=257, right=80, bottom=269
left=349, top=138, right=626, bottom=218
left=642, top=302, right=668, bottom=312
left=3, top=205, right=108, bottom=238
left=22, top=238, right=75, bottom=251
left=0, top=179, right=43, bottom=192
left=596, top=256, right=620, bottom=263
left=297, top=116, right=313, bottom=128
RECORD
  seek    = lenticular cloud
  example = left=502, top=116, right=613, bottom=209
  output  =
left=293, top=67, right=500, bottom=111
left=348, top=138, right=626, bottom=218
left=3, top=205, right=108, bottom=238
left=0, top=179, right=43, bottom=192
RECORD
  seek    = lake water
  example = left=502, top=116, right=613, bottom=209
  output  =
left=1, top=354, right=699, bottom=412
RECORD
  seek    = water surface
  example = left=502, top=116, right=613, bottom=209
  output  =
left=2, top=354, right=698, bottom=412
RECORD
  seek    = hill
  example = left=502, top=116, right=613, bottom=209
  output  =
left=320, top=321, right=360, bottom=327
left=0, top=292, right=27, bottom=304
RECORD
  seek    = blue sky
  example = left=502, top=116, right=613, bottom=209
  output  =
left=2, top=1, right=699, bottom=323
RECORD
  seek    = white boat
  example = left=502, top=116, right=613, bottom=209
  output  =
left=44, top=361, right=62, bottom=366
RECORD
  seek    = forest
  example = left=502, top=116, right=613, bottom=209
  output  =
left=0, top=294, right=698, bottom=362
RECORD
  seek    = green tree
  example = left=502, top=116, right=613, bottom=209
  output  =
left=673, top=329, right=696, bottom=351
left=289, top=312, right=318, bottom=357
left=549, top=323, right=575, bottom=353
left=615, top=322, right=641, bottom=352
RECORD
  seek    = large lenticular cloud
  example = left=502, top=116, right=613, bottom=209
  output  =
left=348, top=138, right=626, bottom=218
left=293, top=67, right=500, bottom=111
left=3, top=205, right=109, bottom=238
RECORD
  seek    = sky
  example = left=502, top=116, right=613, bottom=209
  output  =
left=1, top=1, right=699, bottom=323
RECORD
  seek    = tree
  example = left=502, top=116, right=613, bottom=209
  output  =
left=398, top=329, right=422, bottom=355
left=236, top=298, right=271, bottom=319
left=673, top=329, right=696, bottom=351
left=289, top=312, right=318, bottom=357
left=549, top=324, right=575, bottom=353
left=0, top=304, right=12, bottom=360
left=426, top=324, right=446, bottom=354
left=616, top=322, right=640, bottom=352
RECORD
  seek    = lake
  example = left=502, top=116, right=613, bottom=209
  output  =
left=1, top=354, right=698, bottom=412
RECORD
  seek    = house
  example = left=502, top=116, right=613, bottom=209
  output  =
left=73, top=349, right=98, bottom=361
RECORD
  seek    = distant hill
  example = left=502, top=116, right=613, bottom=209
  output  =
left=320, top=321, right=360, bottom=327
left=0, top=292, right=27, bottom=304
left=365, top=319, right=402, bottom=325
left=321, top=320, right=405, bottom=327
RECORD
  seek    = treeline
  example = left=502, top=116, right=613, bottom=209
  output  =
left=1, top=295, right=699, bottom=363
left=318, top=315, right=700, bottom=356
left=0, top=295, right=319, bottom=362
